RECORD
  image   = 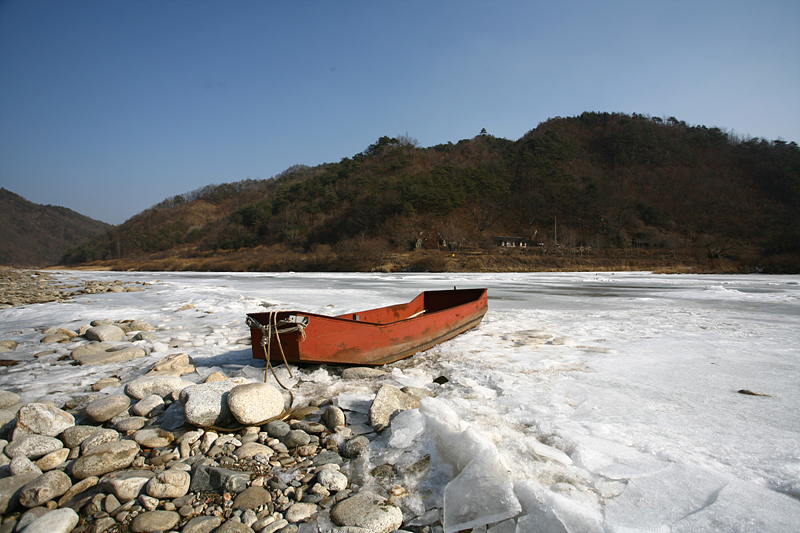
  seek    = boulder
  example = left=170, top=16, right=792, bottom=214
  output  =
left=125, top=375, right=193, bottom=400
left=13, top=403, right=75, bottom=438
left=4, top=435, right=63, bottom=460
left=19, top=469, right=72, bottom=507
left=0, top=390, right=20, bottom=409
left=85, top=395, right=130, bottom=423
left=179, top=380, right=243, bottom=428
left=84, top=325, right=126, bottom=342
left=369, top=384, right=419, bottom=431
left=330, top=491, right=403, bottom=533
left=146, top=469, right=190, bottom=499
left=15, top=507, right=79, bottom=533
left=70, top=440, right=140, bottom=479
left=227, top=382, right=284, bottom=425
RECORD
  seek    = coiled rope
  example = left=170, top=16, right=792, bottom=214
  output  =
left=245, top=311, right=307, bottom=390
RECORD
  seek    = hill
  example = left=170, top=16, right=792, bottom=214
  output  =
left=0, top=188, right=110, bottom=267
left=62, top=113, right=800, bottom=273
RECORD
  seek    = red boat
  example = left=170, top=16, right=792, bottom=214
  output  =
left=247, top=288, right=488, bottom=366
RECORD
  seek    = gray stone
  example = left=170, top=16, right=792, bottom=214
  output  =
left=182, top=515, right=222, bottom=533
left=80, top=428, right=120, bottom=455
left=133, top=428, right=174, bottom=448
left=132, top=331, right=156, bottom=341
left=312, top=450, right=344, bottom=466
left=74, top=345, right=147, bottom=365
left=341, top=367, right=387, bottom=379
left=125, top=375, right=193, bottom=400
left=34, top=447, right=70, bottom=471
left=227, top=382, right=285, bottom=426
left=369, top=384, right=419, bottom=431
left=131, top=394, right=165, bottom=416
left=265, top=420, right=291, bottom=438
left=233, top=442, right=274, bottom=460
left=91, top=376, right=121, bottom=391
left=85, top=394, right=131, bottom=423
left=56, top=476, right=98, bottom=508
left=16, top=507, right=79, bottom=533
left=70, top=439, right=139, bottom=479
left=70, top=342, right=114, bottom=359
left=101, top=470, right=155, bottom=502
left=0, top=390, right=20, bottom=409
left=179, top=380, right=241, bottom=428
left=113, top=416, right=148, bottom=432
left=190, top=465, right=250, bottom=495
left=19, top=469, right=72, bottom=507
left=330, top=491, right=403, bottom=533
left=282, top=429, right=311, bottom=448
left=129, top=510, right=180, bottom=533
left=60, top=425, right=104, bottom=449
left=85, top=324, right=126, bottom=342
left=322, top=406, right=346, bottom=429
left=13, top=403, right=75, bottom=438
left=285, top=501, right=319, bottom=523
left=16, top=506, right=49, bottom=531
left=340, top=436, right=370, bottom=459
left=146, top=469, right=190, bottom=499
left=10, top=456, right=42, bottom=476
left=64, top=393, right=100, bottom=410
left=317, top=469, right=348, bottom=492
left=0, top=472, right=38, bottom=514
left=129, top=320, right=155, bottom=331
left=4, top=435, right=63, bottom=459
left=232, top=486, right=272, bottom=510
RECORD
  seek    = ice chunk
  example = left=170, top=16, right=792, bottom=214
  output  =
left=528, top=438, right=573, bottom=466
left=515, top=480, right=603, bottom=533
left=389, top=408, right=426, bottom=448
left=390, top=368, right=431, bottom=388
left=443, top=451, right=521, bottom=533
left=487, top=518, right=517, bottom=533
left=336, top=393, right=374, bottom=414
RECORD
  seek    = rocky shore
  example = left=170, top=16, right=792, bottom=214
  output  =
left=0, top=270, right=451, bottom=533
left=0, top=268, right=149, bottom=308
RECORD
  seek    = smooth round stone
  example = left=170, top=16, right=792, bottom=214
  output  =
left=322, top=406, right=346, bottom=429
left=35, top=448, right=70, bottom=471
left=125, top=376, right=193, bottom=400
left=227, top=382, right=284, bottom=425
left=70, top=440, right=140, bottom=480
left=341, top=367, right=387, bottom=379
left=146, top=470, right=190, bottom=499
left=19, top=470, right=72, bottom=507
left=101, top=470, right=155, bottom=502
left=113, top=416, right=148, bottom=432
left=330, top=491, right=403, bottom=533
left=181, top=516, right=222, bottom=533
left=285, top=501, right=319, bottom=523
left=14, top=403, right=75, bottom=437
left=129, top=510, right=180, bottom=533
left=232, top=486, right=272, bottom=510
left=233, top=442, right=274, bottom=460
left=41, top=334, right=70, bottom=344
left=133, top=428, right=174, bottom=448
left=80, top=428, right=120, bottom=455
left=317, top=469, right=348, bottom=492
left=265, top=420, right=290, bottom=438
left=16, top=507, right=79, bottom=533
left=10, top=456, right=42, bottom=476
left=85, top=395, right=131, bottom=423
left=282, top=429, right=311, bottom=448
left=179, top=381, right=241, bottom=428
left=131, top=394, right=164, bottom=416
left=0, top=390, right=20, bottom=409
left=4, top=435, right=63, bottom=459
left=340, top=436, right=370, bottom=459
left=85, top=325, right=126, bottom=342
left=60, top=426, right=103, bottom=449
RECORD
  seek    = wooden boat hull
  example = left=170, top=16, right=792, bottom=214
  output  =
left=248, top=288, right=488, bottom=366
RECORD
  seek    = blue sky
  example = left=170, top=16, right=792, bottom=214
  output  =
left=1, top=0, right=798, bottom=225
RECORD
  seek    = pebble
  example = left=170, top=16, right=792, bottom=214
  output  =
left=13, top=402, right=75, bottom=438
left=17, top=507, right=79, bottom=533
left=129, top=509, right=181, bottom=532
left=85, top=394, right=131, bottom=423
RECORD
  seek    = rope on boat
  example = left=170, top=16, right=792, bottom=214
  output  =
left=245, top=311, right=308, bottom=389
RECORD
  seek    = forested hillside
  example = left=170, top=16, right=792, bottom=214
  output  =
left=62, top=113, right=800, bottom=272
left=0, top=188, right=110, bottom=267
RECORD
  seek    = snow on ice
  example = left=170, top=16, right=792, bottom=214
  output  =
left=1, top=270, right=799, bottom=532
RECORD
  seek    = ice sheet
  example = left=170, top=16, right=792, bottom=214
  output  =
left=1, top=270, right=798, bottom=531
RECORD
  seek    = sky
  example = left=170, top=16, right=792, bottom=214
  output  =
left=1, top=0, right=798, bottom=225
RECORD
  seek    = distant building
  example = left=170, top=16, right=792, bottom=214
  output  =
left=494, top=236, right=528, bottom=248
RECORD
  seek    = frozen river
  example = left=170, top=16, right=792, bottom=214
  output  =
left=1, top=271, right=799, bottom=532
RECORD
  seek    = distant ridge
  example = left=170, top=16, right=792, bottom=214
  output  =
left=0, top=188, right=110, bottom=267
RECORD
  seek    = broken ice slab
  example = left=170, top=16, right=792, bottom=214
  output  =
left=514, top=480, right=603, bottom=533
left=443, top=451, right=521, bottom=533
left=336, top=392, right=375, bottom=414
left=389, top=408, right=426, bottom=448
